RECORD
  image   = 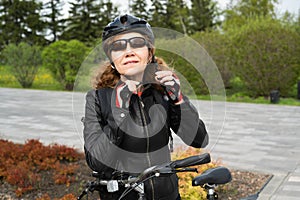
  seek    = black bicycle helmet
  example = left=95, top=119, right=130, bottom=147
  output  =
left=102, top=14, right=155, bottom=60
left=102, top=14, right=154, bottom=44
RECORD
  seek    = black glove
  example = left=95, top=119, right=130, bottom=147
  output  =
left=155, top=71, right=183, bottom=104
left=142, top=62, right=159, bottom=84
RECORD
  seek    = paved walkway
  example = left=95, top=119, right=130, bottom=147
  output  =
left=1, top=87, right=300, bottom=199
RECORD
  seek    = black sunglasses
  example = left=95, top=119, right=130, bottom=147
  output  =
left=110, top=37, right=148, bottom=52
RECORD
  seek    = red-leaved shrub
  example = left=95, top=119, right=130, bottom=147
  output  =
left=0, top=139, right=83, bottom=196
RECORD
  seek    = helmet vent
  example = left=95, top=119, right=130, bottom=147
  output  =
left=120, top=15, right=128, bottom=24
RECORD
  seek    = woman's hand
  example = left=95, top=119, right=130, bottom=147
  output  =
left=115, top=80, right=140, bottom=108
left=124, top=80, right=140, bottom=94
left=155, top=71, right=183, bottom=104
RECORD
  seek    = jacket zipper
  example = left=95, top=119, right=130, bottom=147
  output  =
left=137, top=94, right=155, bottom=200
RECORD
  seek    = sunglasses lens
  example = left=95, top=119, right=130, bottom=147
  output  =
left=130, top=37, right=146, bottom=48
left=110, top=40, right=127, bottom=51
left=110, top=37, right=147, bottom=52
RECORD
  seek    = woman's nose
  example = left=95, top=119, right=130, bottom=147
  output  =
left=125, top=43, right=133, bottom=52
left=124, top=44, right=134, bottom=56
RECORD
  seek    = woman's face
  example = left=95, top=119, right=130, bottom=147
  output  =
left=110, top=32, right=150, bottom=79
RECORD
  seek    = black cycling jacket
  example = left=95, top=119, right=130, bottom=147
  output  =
left=83, top=84, right=208, bottom=199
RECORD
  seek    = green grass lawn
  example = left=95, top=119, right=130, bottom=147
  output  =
left=196, top=94, right=300, bottom=106
left=226, top=95, right=300, bottom=106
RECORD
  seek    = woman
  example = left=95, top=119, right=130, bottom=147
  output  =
left=83, top=14, right=208, bottom=200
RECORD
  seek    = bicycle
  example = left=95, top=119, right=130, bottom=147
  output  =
left=77, top=152, right=232, bottom=200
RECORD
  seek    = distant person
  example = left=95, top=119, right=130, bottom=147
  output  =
left=83, top=14, right=208, bottom=200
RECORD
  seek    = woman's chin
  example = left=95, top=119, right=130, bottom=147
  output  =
left=124, top=68, right=146, bottom=77
left=122, top=72, right=144, bottom=81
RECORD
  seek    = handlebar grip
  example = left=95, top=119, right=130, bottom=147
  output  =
left=172, top=153, right=211, bottom=168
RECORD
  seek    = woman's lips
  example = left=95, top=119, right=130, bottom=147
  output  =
left=124, top=60, right=138, bottom=65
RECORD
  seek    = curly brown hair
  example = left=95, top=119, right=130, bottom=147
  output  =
left=91, top=57, right=171, bottom=89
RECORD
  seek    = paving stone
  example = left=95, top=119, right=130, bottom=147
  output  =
left=1, top=88, right=300, bottom=199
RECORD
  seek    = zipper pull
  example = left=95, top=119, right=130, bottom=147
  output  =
left=169, top=137, right=174, bottom=152
left=137, top=88, right=144, bottom=108
left=139, top=98, right=145, bottom=108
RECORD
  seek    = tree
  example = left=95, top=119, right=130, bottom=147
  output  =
left=61, top=0, right=101, bottom=43
left=163, top=0, right=190, bottom=34
left=192, top=31, right=233, bottom=88
left=61, top=0, right=119, bottom=45
left=42, top=0, right=65, bottom=42
left=42, top=40, right=88, bottom=90
left=131, top=0, right=149, bottom=20
left=223, top=0, right=278, bottom=29
left=149, top=0, right=166, bottom=27
left=296, top=9, right=300, bottom=34
left=229, top=17, right=300, bottom=97
left=2, top=43, right=42, bottom=88
left=100, top=0, right=119, bottom=29
left=190, top=0, right=219, bottom=32
left=175, top=0, right=191, bottom=35
left=0, top=0, right=46, bottom=50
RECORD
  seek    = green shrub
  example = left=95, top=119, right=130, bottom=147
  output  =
left=192, top=31, right=233, bottom=89
left=228, top=17, right=300, bottom=97
left=42, top=40, right=88, bottom=90
left=0, top=65, right=62, bottom=90
left=2, top=42, right=42, bottom=88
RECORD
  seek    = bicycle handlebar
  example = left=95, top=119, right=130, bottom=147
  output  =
left=78, top=153, right=211, bottom=200
left=127, top=152, right=211, bottom=183
left=171, top=152, right=211, bottom=168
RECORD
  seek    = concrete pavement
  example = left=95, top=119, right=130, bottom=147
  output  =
left=0, top=87, right=299, bottom=199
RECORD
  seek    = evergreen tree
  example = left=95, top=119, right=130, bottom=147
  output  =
left=43, top=0, right=65, bottom=42
left=190, top=0, right=219, bottom=32
left=62, top=0, right=119, bottom=44
left=0, top=0, right=46, bottom=50
left=164, top=0, right=178, bottom=30
left=62, top=0, right=102, bottom=44
left=99, top=0, right=119, bottom=31
left=176, top=0, right=190, bottom=35
left=164, top=0, right=190, bottom=34
left=131, top=0, right=149, bottom=20
left=149, top=0, right=167, bottom=27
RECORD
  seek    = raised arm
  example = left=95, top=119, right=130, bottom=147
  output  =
left=169, top=97, right=208, bottom=148
left=155, top=70, right=208, bottom=148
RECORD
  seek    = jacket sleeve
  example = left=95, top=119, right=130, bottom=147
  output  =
left=83, top=90, right=119, bottom=173
left=169, top=96, right=208, bottom=148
